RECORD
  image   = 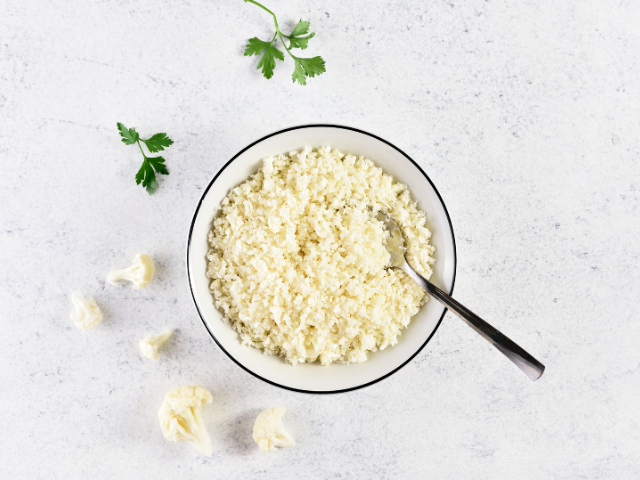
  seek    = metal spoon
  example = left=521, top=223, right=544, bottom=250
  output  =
left=377, top=212, right=545, bottom=381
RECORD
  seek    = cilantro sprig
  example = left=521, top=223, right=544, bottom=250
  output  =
left=117, top=123, right=173, bottom=194
left=243, top=0, right=325, bottom=85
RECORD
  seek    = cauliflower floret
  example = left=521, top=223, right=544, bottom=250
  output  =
left=140, top=329, right=173, bottom=360
left=252, top=407, right=294, bottom=453
left=107, top=253, right=155, bottom=289
left=158, top=385, right=213, bottom=457
left=70, top=293, right=103, bottom=330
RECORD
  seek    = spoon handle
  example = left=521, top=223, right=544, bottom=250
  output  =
left=402, top=264, right=545, bottom=381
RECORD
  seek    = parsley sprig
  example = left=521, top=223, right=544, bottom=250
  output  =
left=117, top=123, right=173, bottom=194
left=243, top=0, right=326, bottom=85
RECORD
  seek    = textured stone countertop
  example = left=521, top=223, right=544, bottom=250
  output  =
left=2, top=0, right=640, bottom=478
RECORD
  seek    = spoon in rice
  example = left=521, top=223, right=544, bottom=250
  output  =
left=377, top=212, right=545, bottom=381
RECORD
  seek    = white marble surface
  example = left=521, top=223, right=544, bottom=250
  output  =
left=2, top=0, right=640, bottom=478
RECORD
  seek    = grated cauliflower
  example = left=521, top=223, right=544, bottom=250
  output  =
left=252, top=407, right=294, bottom=453
left=207, top=146, right=435, bottom=365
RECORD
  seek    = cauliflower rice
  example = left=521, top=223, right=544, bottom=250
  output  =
left=206, top=146, right=435, bottom=365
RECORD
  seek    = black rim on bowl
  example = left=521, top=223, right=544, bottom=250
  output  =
left=186, top=124, right=457, bottom=394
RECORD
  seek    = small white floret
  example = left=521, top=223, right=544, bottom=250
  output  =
left=107, top=253, right=155, bottom=289
left=140, top=330, right=173, bottom=360
left=158, top=385, right=213, bottom=457
left=252, top=407, right=294, bottom=453
left=70, top=293, right=103, bottom=330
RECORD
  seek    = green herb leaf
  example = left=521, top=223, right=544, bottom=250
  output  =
left=243, top=1, right=325, bottom=85
left=118, top=123, right=173, bottom=194
left=256, top=43, right=284, bottom=79
left=117, top=122, right=139, bottom=145
left=135, top=162, right=145, bottom=185
left=147, top=156, right=169, bottom=175
left=145, top=170, right=158, bottom=194
left=290, top=19, right=311, bottom=37
left=244, top=37, right=271, bottom=56
left=289, top=32, right=314, bottom=50
left=142, top=133, right=173, bottom=153
left=292, top=56, right=326, bottom=85
left=291, top=60, right=307, bottom=86
left=135, top=159, right=157, bottom=194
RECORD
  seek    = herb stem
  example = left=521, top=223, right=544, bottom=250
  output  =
left=277, top=31, right=296, bottom=60
left=244, top=0, right=275, bottom=17
left=244, top=0, right=297, bottom=60
left=136, top=139, right=147, bottom=159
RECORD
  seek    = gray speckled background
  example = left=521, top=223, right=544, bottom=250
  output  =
left=2, top=0, right=640, bottom=478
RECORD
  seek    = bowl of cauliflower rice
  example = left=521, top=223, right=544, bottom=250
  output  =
left=187, top=125, right=456, bottom=393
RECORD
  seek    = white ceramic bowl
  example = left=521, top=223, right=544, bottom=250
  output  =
left=187, top=125, right=456, bottom=394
